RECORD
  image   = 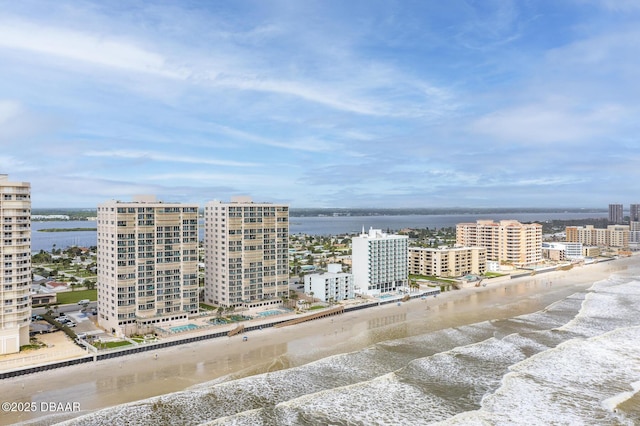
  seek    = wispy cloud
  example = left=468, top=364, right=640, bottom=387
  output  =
left=1, top=1, right=639, bottom=208
left=470, top=101, right=625, bottom=144
left=0, top=19, right=187, bottom=79
left=83, top=150, right=260, bottom=167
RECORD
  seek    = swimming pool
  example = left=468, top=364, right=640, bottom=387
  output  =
left=257, top=309, right=287, bottom=317
left=170, top=324, right=198, bottom=333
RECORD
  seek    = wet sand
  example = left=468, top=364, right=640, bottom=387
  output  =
left=3, top=257, right=635, bottom=425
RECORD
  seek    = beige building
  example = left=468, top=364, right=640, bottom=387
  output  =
left=0, top=175, right=31, bottom=354
left=204, top=197, right=289, bottom=308
left=408, top=246, right=486, bottom=278
left=456, top=220, right=542, bottom=267
left=97, top=196, right=199, bottom=336
left=566, top=225, right=629, bottom=248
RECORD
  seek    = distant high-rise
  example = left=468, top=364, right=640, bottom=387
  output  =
left=97, top=195, right=199, bottom=336
left=608, top=204, right=623, bottom=224
left=204, top=197, right=289, bottom=308
left=566, top=224, right=629, bottom=248
left=630, top=204, right=640, bottom=222
left=0, top=174, right=31, bottom=355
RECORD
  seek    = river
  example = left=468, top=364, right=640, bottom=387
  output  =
left=30, top=212, right=607, bottom=252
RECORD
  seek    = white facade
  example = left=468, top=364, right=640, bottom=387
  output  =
left=351, top=227, right=408, bottom=296
left=0, top=175, right=31, bottom=354
left=97, top=196, right=199, bottom=336
left=304, top=263, right=354, bottom=302
left=542, top=242, right=584, bottom=260
left=204, top=197, right=289, bottom=308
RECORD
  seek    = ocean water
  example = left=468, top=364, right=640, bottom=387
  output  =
left=54, top=266, right=640, bottom=425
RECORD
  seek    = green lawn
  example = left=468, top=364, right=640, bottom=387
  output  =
left=99, top=341, right=132, bottom=349
left=56, top=289, right=97, bottom=305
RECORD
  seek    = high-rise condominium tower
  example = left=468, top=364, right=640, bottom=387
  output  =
left=351, top=227, right=408, bottom=296
left=456, top=220, right=542, bottom=267
left=97, top=196, right=199, bottom=336
left=609, top=204, right=623, bottom=224
left=0, top=175, right=31, bottom=354
left=204, top=197, right=289, bottom=308
left=630, top=204, right=640, bottom=223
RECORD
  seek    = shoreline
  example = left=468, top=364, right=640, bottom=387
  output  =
left=3, top=256, right=636, bottom=424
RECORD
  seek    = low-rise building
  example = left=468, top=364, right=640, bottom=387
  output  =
left=408, top=246, right=486, bottom=277
left=304, top=264, right=354, bottom=302
left=542, top=242, right=584, bottom=261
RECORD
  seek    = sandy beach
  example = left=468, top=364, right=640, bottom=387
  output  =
left=2, top=256, right=635, bottom=425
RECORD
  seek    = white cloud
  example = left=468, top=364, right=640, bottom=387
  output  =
left=83, top=150, right=259, bottom=167
left=0, top=20, right=187, bottom=79
left=208, top=124, right=342, bottom=152
left=470, top=101, right=625, bottom=144
left=0, top=100, right=23, bottom=124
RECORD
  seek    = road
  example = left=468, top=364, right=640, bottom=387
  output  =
left=32, top=301, right=97, bottom=316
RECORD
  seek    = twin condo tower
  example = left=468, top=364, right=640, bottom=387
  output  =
left=97, top=196, right=289, bottom=337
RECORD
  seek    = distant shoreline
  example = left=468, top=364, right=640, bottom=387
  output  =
left=31, top=207, right=608, bottom=218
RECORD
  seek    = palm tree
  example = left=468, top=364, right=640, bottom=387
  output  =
left=289, top=291, right=299, bottom=309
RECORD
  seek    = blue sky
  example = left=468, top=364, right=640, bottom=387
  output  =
left=1, top=0, right=639, bottom=209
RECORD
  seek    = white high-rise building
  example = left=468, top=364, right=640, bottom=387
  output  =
left=97, top=196, right=199, bottom=336
left=352, top=227, right=408, bottom=296
left=0, top=175, right=31, bottom=354
left=204, top=197, right=289, bottom=308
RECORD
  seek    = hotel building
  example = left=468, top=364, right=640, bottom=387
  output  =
left=304, top=264, right=354, bottom=303
left=351, top=227, right=408, bottom=296
left=0, top=175, right=31, bottom=355
left=408, top=246, right=486, bottom=278
left=204, top=197, right=289, bottom=308
left=97, top=196, right=199, bottom=336
left=456, top=220, right=542, bottom=267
